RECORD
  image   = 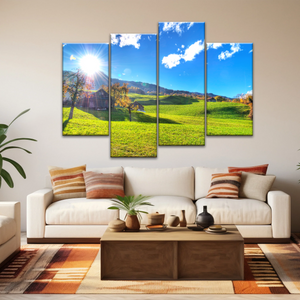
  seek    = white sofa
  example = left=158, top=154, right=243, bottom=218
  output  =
left=0, top=202, right=21, bottom=267
left=26, top=167, right=291, bottom=243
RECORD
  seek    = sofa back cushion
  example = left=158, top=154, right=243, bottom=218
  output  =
left=124, top=167, right=194, bottom=199
left=195, top=167, right=227, bottom=199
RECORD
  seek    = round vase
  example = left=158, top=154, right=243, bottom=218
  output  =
left=125, top=215, right=140, bottom=231
left=195, top=206, right=214, bottom=228
left=167, top=215, right=180, bottom=227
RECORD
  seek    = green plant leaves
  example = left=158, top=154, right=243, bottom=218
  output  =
left=0, top=124, right=8, bottom=136
left=8, top=109, right=30, bottom=128
left=2, top=157, right=26, bottom=178
left=0, top=146, right=32, bottom=154
left=0, top=138, right=37, bottom=149
left=108, top=194, right=153, bottom=215
left=1, top=168, right=14, bottom=188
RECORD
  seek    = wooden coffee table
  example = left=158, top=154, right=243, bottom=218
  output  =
left=101, top=225, right=244, bottom=280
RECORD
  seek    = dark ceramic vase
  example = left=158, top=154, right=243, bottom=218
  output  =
left=195, top=206, right=214, bottom=228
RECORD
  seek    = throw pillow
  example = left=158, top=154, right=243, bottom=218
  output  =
left=239, top=172, right=276, bottom=202
left=206, top=172, right=242, bottom=199
left=83, top=171, right=125, bottom=199
left=48, top=165, right=86, bottom=202
left=228, top=164, right=269, bottom=175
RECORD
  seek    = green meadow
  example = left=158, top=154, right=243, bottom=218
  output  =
left=158, top=95, right=205, bottom=146
left=62, top=107, right=109, bottom=136
left=207, top=102, right=253, bottom=136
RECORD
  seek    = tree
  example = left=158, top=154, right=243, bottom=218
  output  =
left=112, top=83, right=139, bottom=121
left=64, top=70, right=87, bottom=120
left=245, top=95, right=253, bottom=119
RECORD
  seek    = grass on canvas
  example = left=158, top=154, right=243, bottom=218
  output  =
left=207, top=102, right=253, bottom=136
left=63, top=107, right=109, bottom=135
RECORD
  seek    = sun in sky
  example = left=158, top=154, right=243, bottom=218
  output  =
left=79, top=54, right=101, bottom=76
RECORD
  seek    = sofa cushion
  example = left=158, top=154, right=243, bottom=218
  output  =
left=119, top=196, right=197, bottom=225
left=46, top=198, right=118, bottom=225
left=83, top=171, right=125, bottom=199
left=195, top=167, right=227, bottom=199
left=206, top=172, right=242, bottom=199
left=0, top=215, right=16, bottom=245
left=228, top=164, right=269, bottom=175
left=239, top=172, right=276, bottom=202
left=195, top=198, right=272, bottom=225
left=124, top=167, right=194, bottom=199
left=48, top=165, right=86, bottom=202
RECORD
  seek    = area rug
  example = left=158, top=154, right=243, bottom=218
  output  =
left=0, top=242, right=299, bottom=294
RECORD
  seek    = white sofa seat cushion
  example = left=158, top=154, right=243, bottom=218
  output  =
left=195, top=198, right=272, bottom=225
left=0, top=215, right=16, bottom=245
left=124, top=167, right=194, bottom=199
left=46, top=198, right=118, bottom=225
left=119, top=196, right=197, bottom=225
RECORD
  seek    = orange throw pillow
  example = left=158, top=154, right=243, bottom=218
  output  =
left=49, top=165, right=86, bottom=202
left=83, top=171, right=125, bottom=199
left=207, top=172, right=242, bottom=199
left=228, top=164, right=268, bottom=175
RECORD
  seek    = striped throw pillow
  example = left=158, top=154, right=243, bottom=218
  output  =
left=83, top=171, right=125, bottom=199
left=228, top=164, right=268, bottom=175
left=206, top=172, right=242, bottom=198
left=49, top=165, right=86, bottom=202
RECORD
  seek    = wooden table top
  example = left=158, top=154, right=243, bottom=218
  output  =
left=101, top=225, right=244, bottom=242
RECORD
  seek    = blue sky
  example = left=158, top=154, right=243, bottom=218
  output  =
left=111, top=34, right=156, bottom=85
left=207, top=43, right=253, bottom=98
left=62, top=43, right=108, bottom=76
left=159, top=22, right=205, bottom=93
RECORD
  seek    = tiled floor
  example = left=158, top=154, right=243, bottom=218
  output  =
left=1, top=233, right=296, bottom=300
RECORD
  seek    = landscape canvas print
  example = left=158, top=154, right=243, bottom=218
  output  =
left=158, top=22, right=205, bottom=146
left=110, top=34, right=157, bottom=157
left=206, top=43, right=253, bottom=135
left=62, top=43, right=109, bottom=135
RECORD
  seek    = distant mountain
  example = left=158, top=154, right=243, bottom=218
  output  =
left=63, top=70, right=210, bottom=97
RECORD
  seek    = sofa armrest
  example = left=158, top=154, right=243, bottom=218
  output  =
left=267, top=190, right=291, bottom=238
left=0, top=202, right=21, bottom=249
left=26, top=189, right=53, bottom=238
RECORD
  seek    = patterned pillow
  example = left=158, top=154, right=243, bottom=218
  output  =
left=48, top=165, right=86, bottom=202
left=228, top=164, right=268, bottom=175
left=206, top=172, right=242, bottom=198
left=83, top=171, right=125, bottom=199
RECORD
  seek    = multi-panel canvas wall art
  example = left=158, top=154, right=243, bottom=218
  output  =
left=62, top=43, right=109, bottom=135
left=158, top=22, right=205, bottom=145
left=110, top=34, right=157, bottom=157
left=206, top=43, right=253, bottom=136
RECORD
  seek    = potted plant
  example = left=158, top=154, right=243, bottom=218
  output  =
left=108, top=194, right=153, bottom=231
left=0, top=109, right=37, bottom=188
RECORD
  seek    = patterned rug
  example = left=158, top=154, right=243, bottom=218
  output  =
left=0, top=242, right=299, bottom=294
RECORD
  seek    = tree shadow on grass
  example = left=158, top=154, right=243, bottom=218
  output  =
left=62, top=119, right=69, bottom=131
left=132, top=112, right=180, bottom=124
left=78, top=107, right=109, bottom=121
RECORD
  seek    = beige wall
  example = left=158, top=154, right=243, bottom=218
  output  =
left=0, top=0, right=299, bottom=232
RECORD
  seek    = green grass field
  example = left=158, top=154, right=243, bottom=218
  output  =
left=207, top=102, right=253, bottom=136
left=158, top=95, right=205, bottom=146
left=63, top=107, right=109, bottom=135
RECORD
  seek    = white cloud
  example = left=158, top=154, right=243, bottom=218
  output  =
left=218, top=43, right=241, bottom=60
left=249, top=49, right=253, bottom=53
left=187, top=22, right=194, bottom=30
left=111, top=34, right=119, bottom=45
left=122, top=73, right=125, bottom=75
left=119, top=34, right=142, bottom=49
left=182, top=40, right=204, bottom=62
left=162, top=40, right=204, bottom=69
left=63, top=43, right=67, bottom=47
left=248, top=85, right=251, bottom=87
left=162, top=22, right=194, bottom=35
left=148, top=36, right=151, bottom=41
left=70, top=55, right=76, bottom=60
left=207, top=43, right=223, bottom=50
left=177, top=48, right=180, bottom=51
left=181, top=45, right=185, bottom=48
left=162, top=53, right=182, bottom=69
left=246, top=90, right=253, bottom=95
